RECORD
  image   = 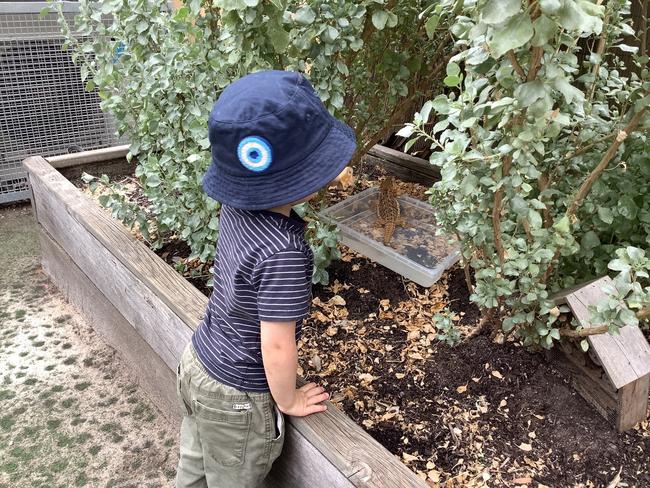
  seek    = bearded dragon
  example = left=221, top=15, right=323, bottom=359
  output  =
left=375, top=176, right=405, bottom=245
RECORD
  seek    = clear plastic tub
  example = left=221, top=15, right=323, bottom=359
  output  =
left=320, top=187, right=460, bottom=287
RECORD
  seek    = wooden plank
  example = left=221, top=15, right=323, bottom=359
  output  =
left=25, top=156, right=206, bottom=329
left=290, top=397, right=426, bottom=487
left=566, top=276, right=650, bottom=388
left=364, top=154, right=437, bottom=187
left=551, top=277, right=602, bottom=304
left=566, top=294, right=635, bottom=389
left=263, top=424, right=354, bottom=488
left=28, top=169, right=195, bottom=371
left=24, top=157, right=205, bottom=364
left=39, top=227, right=183, bottom=423
left=46, top=145, right=130, bottom=168
left=367, top=145, right=440, bottom=184
left=368, top=145, right=440, bottom=179
left=617, top=374, right=650, bottom=432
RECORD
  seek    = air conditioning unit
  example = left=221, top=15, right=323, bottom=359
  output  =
left=0, top=1, right=122, bottom=204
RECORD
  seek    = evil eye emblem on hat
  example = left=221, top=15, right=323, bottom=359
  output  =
left=237, top=136, right=273, bottom=172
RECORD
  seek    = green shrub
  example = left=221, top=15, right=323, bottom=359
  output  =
left=403, top=0, right=649, bottom=347
left=49, top=0, right=458, bottom=282
left=434, top=308, right=462, bottom=346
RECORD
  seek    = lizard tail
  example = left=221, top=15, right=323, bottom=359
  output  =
left=383, top=222, right=395, bottom=245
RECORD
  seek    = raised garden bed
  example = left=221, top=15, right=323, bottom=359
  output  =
left=26, top=148, right=650, bottom=487
left=23, top=148, right=427, bottom=488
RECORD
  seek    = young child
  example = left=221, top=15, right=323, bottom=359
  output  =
left=175, top=70, right=356, bottom=488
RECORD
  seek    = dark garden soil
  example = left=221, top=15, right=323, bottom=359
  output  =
left=71, top=166, right=650, bottom=487
left=297, top=253, right=650, bottom=487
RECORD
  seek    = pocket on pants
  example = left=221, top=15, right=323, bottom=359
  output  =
left=193, top=398, right=251, bottom=467
left=269, top=404, right=285, bottom=462
left=176, top=363, right=191, bottom=416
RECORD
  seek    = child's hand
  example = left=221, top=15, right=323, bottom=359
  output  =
left=278, top=382, right=329, bottom=417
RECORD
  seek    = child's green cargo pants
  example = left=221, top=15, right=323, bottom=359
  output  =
left=175, top=344, right=285, bottom=488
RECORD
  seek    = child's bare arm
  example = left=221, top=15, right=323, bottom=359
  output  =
left=261, top=320, right=328, bottom=417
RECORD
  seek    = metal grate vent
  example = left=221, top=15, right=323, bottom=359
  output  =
left=0, top=3, right=122, bottom=204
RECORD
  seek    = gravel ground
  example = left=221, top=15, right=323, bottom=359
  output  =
left=0, top=204, right=178, bottom=488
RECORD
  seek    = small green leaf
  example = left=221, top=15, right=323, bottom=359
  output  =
left=514, top=80, right=547, bottom=107
left=532, top=15, right=556, bottom=46
left=396, top=125, right=414, bottom=138
left=553, top=77, right=585, bottom=105
left=580, top=339, right=589, bottom=352
left=431, top=95, right=450, bottom=114
left=581, top=231, right=600, bottom=250
left=626, top=246, right=645, bottom=262
left=420, top=100, right=434, bottom=124
left=511, top=196, right=528, bottom=215
left=620, top=308, right=639, bottom=327
left=294, top=6, right=316, bottom=25
left=556, top=0, right=602, bottom=33
left=386, top=11, right=398, bottom=28
left=432, top=120, right=449, bottom=133
left=146, top=174, right=161, bottom=187
left=446, top=62, right=461, bottom=77
left=174, top=6, right=190, bottom=20
left=425, top=15, right=440, bottom=39
left=553, top=215, right=570, bottom=233
left=482, top=0, right=521, bottom=25
left=528, top=209, right=542, bottom=229
left=371, top=10, right=389, bottom=30
left=597, top=207, right=614, bottom=224
left=323, top=25, right=340, bottom=42
left=336, top=59, right=349, bottom=76
left=268, top=23, right=290, bottom=52
left=404, top=137, right=419, bottom=152
left=81, top=172, right=95, bottom=183
left=460, top=174, right=478, bottom=195
left=608, top=259, right=631, bottom=272
left=443, top=74, right=462, bottom=87
left=540, top=0, right=561, bottom=14
left=487, top=13, right=534, bottom=59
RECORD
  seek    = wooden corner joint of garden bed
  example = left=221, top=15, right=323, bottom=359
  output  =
left=22, top=155, right=53, bottom=175
left=551, top=275, right=650, bottom=431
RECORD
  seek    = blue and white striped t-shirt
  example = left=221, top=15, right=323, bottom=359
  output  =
left=191, top=204, right=314, bottom=392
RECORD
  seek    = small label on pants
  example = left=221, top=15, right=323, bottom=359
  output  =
left=232, top=402, right=251, bottom=411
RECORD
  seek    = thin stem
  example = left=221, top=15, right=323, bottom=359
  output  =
left=587, top=12, right=611, bottom=103
left=527, top=46, right=544, bottom=81
left=566, top=107, right=647, bottom=219
left=542, top=106, right=648, bottom=284
left=640, top=0, right=648, bottom=58
left=563, top=132, right=616, bottom=161
left=537, top=173, right=552, bottom=228
left=560, top=325, right=610, bottom=337
left=492, top=156, right=512, bottom=268
left=507, top=50, right=526, bottom=79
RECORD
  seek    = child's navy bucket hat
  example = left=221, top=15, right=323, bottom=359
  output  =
left=202, top=70, right=356, bottom=210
